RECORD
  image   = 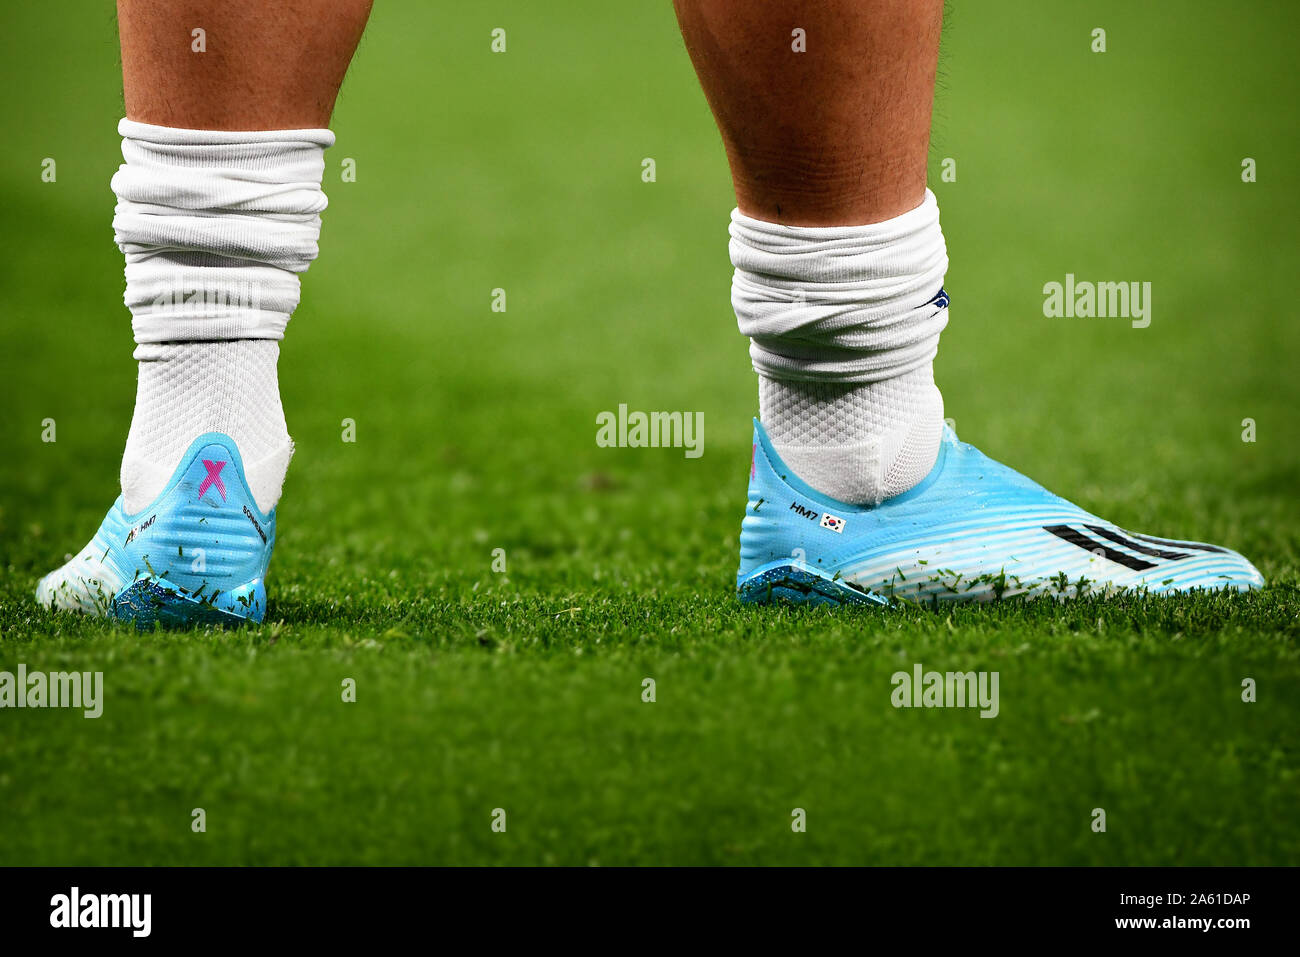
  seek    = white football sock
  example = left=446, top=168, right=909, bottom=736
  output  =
left=121, top=341, right=292, bottom=514
left=730, top=189, right=950, bottom=505
left=111, top=119, right=334, bottom=513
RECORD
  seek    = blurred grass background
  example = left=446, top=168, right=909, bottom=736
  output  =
left=0, top=1, right=1296, bottom=864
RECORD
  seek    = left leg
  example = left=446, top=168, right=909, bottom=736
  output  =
left=36, top=0, right=373, bottom=626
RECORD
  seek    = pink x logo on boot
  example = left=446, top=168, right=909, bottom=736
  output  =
left=199, top=459, right=227, bottom=502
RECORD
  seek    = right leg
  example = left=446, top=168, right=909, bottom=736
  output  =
left=673, top=0, right=940, bottom=226
left=675, top=1, right=1263, bottom=603
left=36, top=0, right=372, bottom=626
left=675, top=0, right=948, bottom=508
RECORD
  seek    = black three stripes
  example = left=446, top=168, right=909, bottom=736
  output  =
left=1043, top=525, right=1196, bottom=571
left=1084, top=526, right=1190, bottom=561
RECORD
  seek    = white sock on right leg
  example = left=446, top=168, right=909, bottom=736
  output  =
left=758, top=366, right=944, bottom=504
left=730, top=189, right=950, bottom=505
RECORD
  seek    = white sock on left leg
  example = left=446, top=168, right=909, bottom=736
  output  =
left=121, top=340, right=293, bottom=514
left=111, top=119, right=334, bottom=514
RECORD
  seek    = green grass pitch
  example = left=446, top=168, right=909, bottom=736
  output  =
left=0, top=1, right=1297, bottom=865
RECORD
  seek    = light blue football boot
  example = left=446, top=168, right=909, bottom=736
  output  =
left=35, top=433, right=276, bottom=628
left=738, top=419, right=1264, bottom=606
